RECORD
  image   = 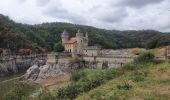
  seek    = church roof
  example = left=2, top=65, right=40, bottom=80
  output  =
left=64, top=38, right=77, bottom=44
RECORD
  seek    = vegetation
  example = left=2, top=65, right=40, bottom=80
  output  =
left=0, top=79, right=39, bottom=100
left=53, top=42, right=64, bottom=52
left=76, top=62, right=170, bottom=100
left=135, top=52, right=155, bottom=63
left=53, top=53, right=170, bottom=100
left=1, top=14, right=170, bottom=53
left=1, top=52, right=170, bottom=100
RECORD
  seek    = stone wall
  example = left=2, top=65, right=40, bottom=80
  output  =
left=83, top=56, right=135, bottom=68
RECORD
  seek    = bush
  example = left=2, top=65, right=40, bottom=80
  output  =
left=57, top=68, right=124, bottom=99
left=117, top=81, right=132, bottom=90
left=2, top=81, right=37, bottom=100
left=36, top=89, right=55, bottom=100
left=135, top=52, right=155, bottom=63
left=133, top=71, right=148, bottom=82
left=57, top=83, right=83, bottom=99
left=53, top=42, right=64, bottom=52
left=71, top=70, right=86, bottom=82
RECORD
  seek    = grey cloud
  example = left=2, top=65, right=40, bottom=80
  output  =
left=89, top=5, right=102, bottom=12
left=36, top=0, right=51, bottom=6
left=1, top=0, right=170, bottom=32
left=43, top=6, right=88, bottom=24
left=44, top=7, right=68, bottom=18
left=114, top=0, right=165, bottom=8
left=98, top=8, right=128, bottom=23
left=17, top=0, right=27, bottom=3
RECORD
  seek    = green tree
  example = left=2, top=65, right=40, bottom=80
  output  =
left=53, top=42, right=64, bottom=52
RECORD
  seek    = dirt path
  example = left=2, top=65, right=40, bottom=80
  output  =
left=40, top=74, right=70, bottom=91
left=0, top=75, right=23, bottom=83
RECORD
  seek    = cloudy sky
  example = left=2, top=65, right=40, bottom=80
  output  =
left=0, top=0, right=170, bottom=32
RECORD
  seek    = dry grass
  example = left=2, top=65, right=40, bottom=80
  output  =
left=76, top=62, right=170, bottom=100
left=40, top=74, right=71, bottom=91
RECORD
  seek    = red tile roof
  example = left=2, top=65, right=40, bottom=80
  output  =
left=64, top=38, right=77, bottom=44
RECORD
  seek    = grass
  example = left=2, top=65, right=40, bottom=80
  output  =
left=0, top=72, right=24, bottom=82
left=76, top=62, right=170, bottom=100
left=0, top=79, right=39, bottom=100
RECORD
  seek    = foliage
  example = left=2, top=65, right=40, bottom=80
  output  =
left=132, top=71, right=148, bottom=82
left=77, top=62, right=170, bottom=100
left=53, top=42, right=64, bottom=52
left=1, top=14, right=170, bottom=53
left=117, top=81, right=132, bottom=90
left=35, top=89, right=55, bottom=100
left=135, top=52, right=155, bottom=63
left=56, top=68, right=125, bottom=99
left=2, top=81, right=38, bottom=100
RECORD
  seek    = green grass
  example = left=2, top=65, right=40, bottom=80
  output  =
left=0, top=72, right=24, bottom=82
left=0, top=79, right=39, bottom=100
left=76, top=62, right=170, bottom=100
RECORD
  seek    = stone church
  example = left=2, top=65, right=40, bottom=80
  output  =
left=61, top=30, right=100, bottom=57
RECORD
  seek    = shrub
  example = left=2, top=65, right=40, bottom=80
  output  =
left=57, top=83, right=83, bottom=99
left=2, top=81, right=37, bottom=100
left=135, top=52, right=155, bottom=63
left=71, top=71, right=85, bottom=82
left=57, top=68, right=133, bottom=99
left=53, top=42, right=64, bottom=52
left=133, top=75, right=145, bottom=82
left=36, top=89, right=55, bottom=100
left=133, top=71, right=148, bottom=82
left=117, top=81, right=132, bottom=90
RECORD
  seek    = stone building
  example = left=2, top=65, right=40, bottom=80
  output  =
left=83, top=46, right=101, bottom=57
left=166, top=45, right=170, bottom=60
left=61, top=30, right=88, bottom=56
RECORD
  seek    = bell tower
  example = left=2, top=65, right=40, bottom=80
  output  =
left=61, top=29, right=69, bottom=45
left=76, top=30, right=84, bottom=54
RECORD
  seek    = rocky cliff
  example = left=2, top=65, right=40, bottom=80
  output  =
left=0, top=55, right=46, bottom=76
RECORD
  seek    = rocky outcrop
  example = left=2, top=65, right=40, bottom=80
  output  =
left=24, top=58, right=119, bottom=82
left=0, top=55, right=46, bottom=76
left=24, top=64, right=63, bottom=82
left=0, top=59, right=18, bottom=76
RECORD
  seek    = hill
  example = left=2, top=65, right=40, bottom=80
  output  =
left=0, top=14, right=170, bottom=53
left=1, top=52, right=170, bottom=100
left=76, top=62, right=170, bottom=100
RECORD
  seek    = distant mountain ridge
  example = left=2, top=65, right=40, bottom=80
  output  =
left=0, top=14, right=170, bottom=53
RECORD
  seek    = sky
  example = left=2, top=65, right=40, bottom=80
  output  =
left=0, top=0, right=170, bottom=32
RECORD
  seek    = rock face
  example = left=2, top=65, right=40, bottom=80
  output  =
left=24, top=57, right=111, bottom=82
left=0, top=55, right=46, bottom=76
left=0, top=59, right=17, bottom=76
left=24, top=64, right=63, bottom=82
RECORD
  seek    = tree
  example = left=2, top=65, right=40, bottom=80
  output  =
left=53, top=43, right=64, bottom=52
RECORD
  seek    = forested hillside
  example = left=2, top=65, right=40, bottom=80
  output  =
left=0, top=14, right=170, bottom=53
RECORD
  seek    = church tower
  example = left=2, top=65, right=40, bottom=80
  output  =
left=84, top=32, right=88, bottom=47
left=61, top=29, right=69, bottom=45
left=76, top=30, right=84, bottom=55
